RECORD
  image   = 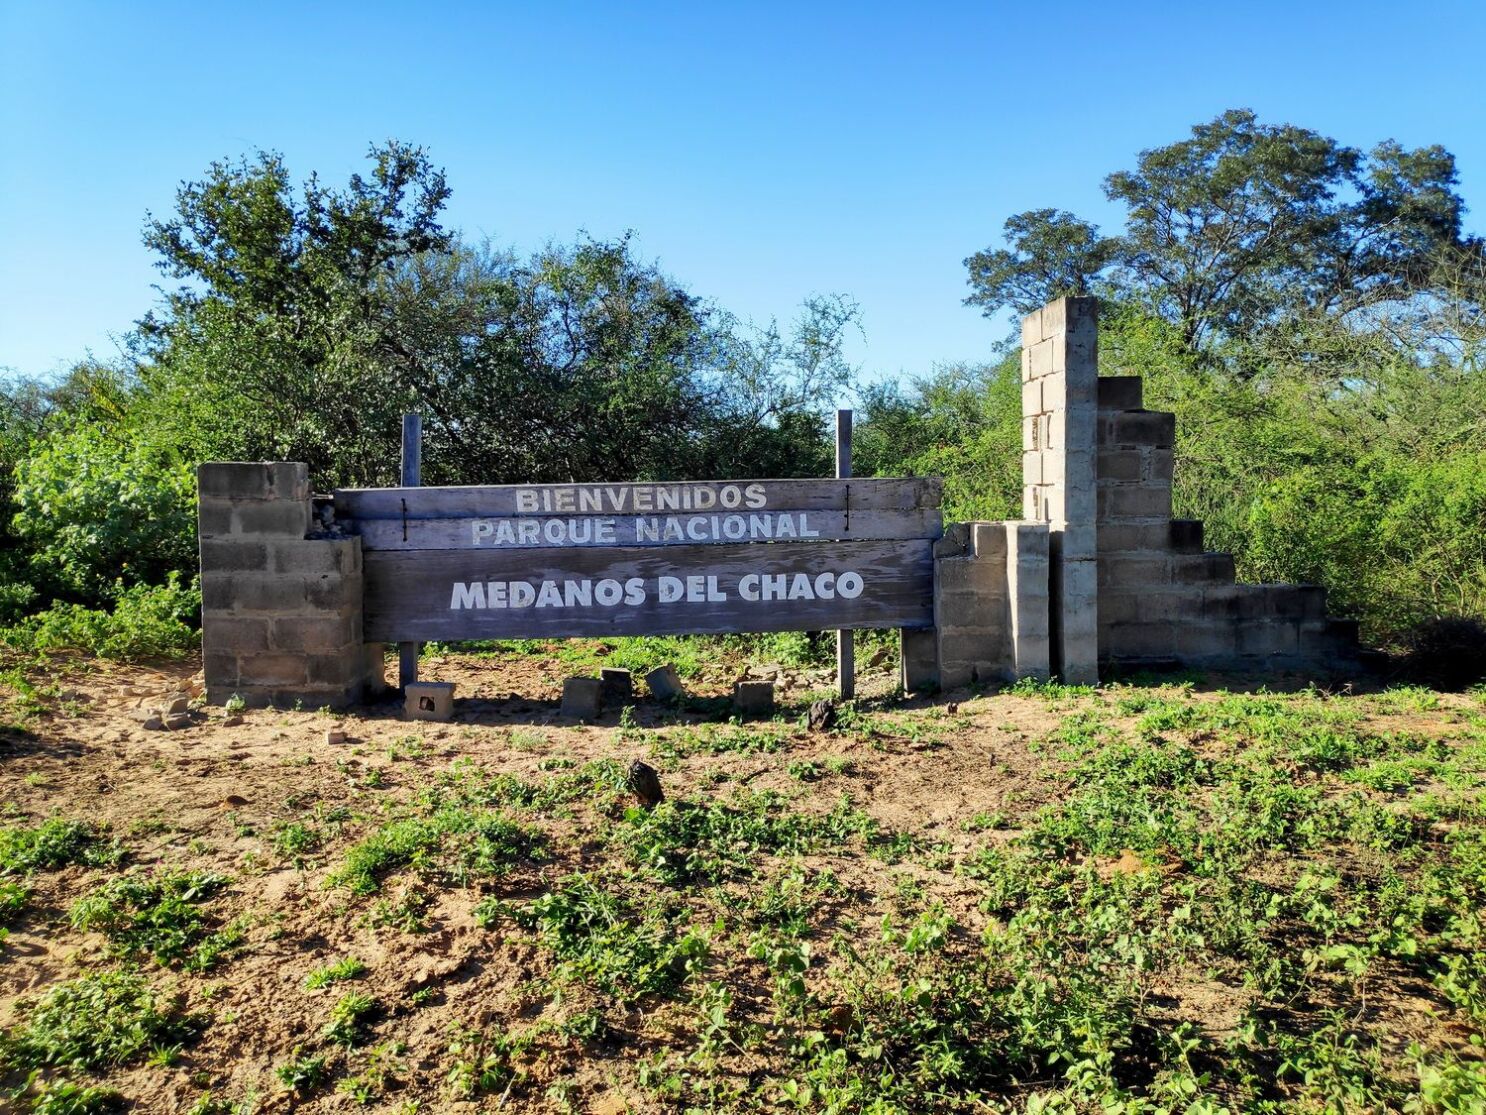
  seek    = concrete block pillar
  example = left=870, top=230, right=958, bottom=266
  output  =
left=1022, top=297, right=1099, bottom=684
left=928, top=521, right=1050, bottom=690
left=197, top=463, right=385, bottom=708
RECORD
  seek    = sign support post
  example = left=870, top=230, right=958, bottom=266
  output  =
left=398, top=413, right=422, bottom=689
left=836, top=409, right=854, bottom=700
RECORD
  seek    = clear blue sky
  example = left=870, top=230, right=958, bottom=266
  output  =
left=3, top=0, right=1484, bottom=389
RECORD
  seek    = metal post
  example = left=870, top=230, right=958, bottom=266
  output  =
left=398, top=414, right=422, bottom=689
left=835, top=409, right=854, bottom=700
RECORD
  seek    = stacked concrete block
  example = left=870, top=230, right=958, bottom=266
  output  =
left=931, top=522, right=1050, bottom=689
left=1021, top=297, right=1099, bottom=683
left=198, top=463, right=386, bottom=708
left=1092, top=377, right=1359, bottom=674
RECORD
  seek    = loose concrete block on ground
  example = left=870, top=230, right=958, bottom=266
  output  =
left=599, top=668, right=633, bottom=707
left=645, top=664, right=687, bottom=702
left=561, top=677, right=603, bottom=721
left=733, top=681, right=775, bottom=717
left=405, top=681, right=455, bottom=721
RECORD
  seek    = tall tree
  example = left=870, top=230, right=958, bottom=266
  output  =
left=965, top=109, right=1477, bottom=356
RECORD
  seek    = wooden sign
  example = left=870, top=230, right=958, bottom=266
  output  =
left=361, top=540, right=934, bottom=642
left=337, top=478, right=942, bottom=644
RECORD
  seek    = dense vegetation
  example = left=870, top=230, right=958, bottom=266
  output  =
left=0, top=110, right=1482, bottom=662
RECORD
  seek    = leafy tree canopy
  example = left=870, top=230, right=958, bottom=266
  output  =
left=965, top=109, right=1481, bottom=356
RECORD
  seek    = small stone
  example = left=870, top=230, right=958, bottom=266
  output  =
left=164, top=695, right=190, bottom=715
left=561, top=677, right=602, bottom=722
left=733, top=681, right=775, bottom=718
left=626, top=759, right=664, bottom=809
left=645, top=664, right=686, bottom=702
left=140, top=715, right=166, bottom=731
left=808, top=699, right=837, bottom=732
left=164, top=713, right=192, bottom=730
left=325, top=729, right=347, bottom=745
left=599, top=668, right=633, bottom=707
left=222, top=714, right=244, bottom=727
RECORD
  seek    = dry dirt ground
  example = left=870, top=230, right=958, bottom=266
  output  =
left=1, top=644, right=1483, bottom=1114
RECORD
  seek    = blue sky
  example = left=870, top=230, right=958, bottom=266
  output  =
left=3, top=1, right=1484, bottom=390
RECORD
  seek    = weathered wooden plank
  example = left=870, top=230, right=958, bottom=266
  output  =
left=362, top=540, right=934, bottom=642
left=350, top=508, right=943, bottom=551
left=334, top=477, right=941, bottom=521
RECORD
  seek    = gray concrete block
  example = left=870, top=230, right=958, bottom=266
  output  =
left=1109, top=411, right=1176, bottom=448
left=1098, top=485, right=1172, bottom=522
left=933, top=523, right=970, bottom=558
left=197, top=501, right=235, bottom=538
left=1170, top=552, right=1228, bottom=585
left=900, top=628, right=938, bottom=693
left=197, top=462, right=309, bottom=502
left=970, top=521, right=1009, bottom=559
left=600, top=668, right=633, bottom=707
left=1096, top=522, right=1170, bottom=553
left=1169, top=520, right=1204, bottom=553
left=361, top=644, right=389, bottom=696
left=237, top=653, right=309, bottom=687
left=936, top=555, right=1008, bottom=597
left=406, top=681, right=456, bottom=721
left=1146, top=448, right=1175, bottom=484
left=733, top=681, right=775, bottom=717
left=271, top=615, right=358, bottom=653
left=1097, top=376, right=1143, bottom=411
left=1236, top=621, right=1299, bottom=657
left=203, top=653, right=240, bottom=688
left=308, top=654, right=364, bottom=688
left=203, top=617, right=270, bottom=655
left=1174, top=621, right=1237, bottom=660
left=1021, top=308, right=1043, bottom=347
left=235, top=500, right=310, bottom=538
left=1098, top=553, right=1170, bottom=589
left=199, top=540, right=268, bottom=573
left=1104, top=621, right=1178, bottom=658
left=271, top=539, right=359, bottom=576
left=645, top=664, right=687, bottom=702
left=562, top=677, right=603, bottom=721
left=1098, top=450, right=1144, bottom=482
left=306, top=574, right=360, bottom=613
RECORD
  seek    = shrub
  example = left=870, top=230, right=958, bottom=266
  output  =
left=2, top=969, right=194, bottom=1072
left=10, top=422, right=196, bottom=603
left=1, top=575, right=199, bottom=660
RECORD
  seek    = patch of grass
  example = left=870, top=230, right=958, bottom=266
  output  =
left=321, top=992, right=379, bottom=1048
left=0, top=817, right=124, bottom=875
left=274, top=1048, right=331, bottom=1093
left=478, top=874, right=710, bottom=1003
left=304, top=956, right=367, bottom=990
left=616, top=791, right=876, bottom=884
left=325, top=808, right=544, bottom=896
left=271, top=821, right=323, bottom=862
left=0, top=879, right=30, bottom=924
left=69, top=870, right=242, bottom=971
left=3, top=969, right=194, bottom=1073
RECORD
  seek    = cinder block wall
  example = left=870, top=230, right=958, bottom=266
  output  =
left=927, top=522, right=1050, bottom=689
left=1093, top=377, right=1361, bottom=673
left=1021, top=298, right=1099, bottom=683
left=198, top=463, right=386, bottom=708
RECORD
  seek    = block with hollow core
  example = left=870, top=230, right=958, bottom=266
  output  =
left=645, top=664, right=687, bottom=702
left=733, top=681, right=775, bottom=717
left=561, top=677, right=603, bottom=721
left=599, top=667, right=633, bottom=707
left=404, top=681, right=455, bottom=721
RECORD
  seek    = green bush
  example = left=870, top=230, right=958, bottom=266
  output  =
left=10, top=422, right=196, bottom=604
left=1, top=575, right=199, bottom=660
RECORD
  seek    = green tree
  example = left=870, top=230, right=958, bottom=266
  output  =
left=966, top=109, right=1477, bottom=356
